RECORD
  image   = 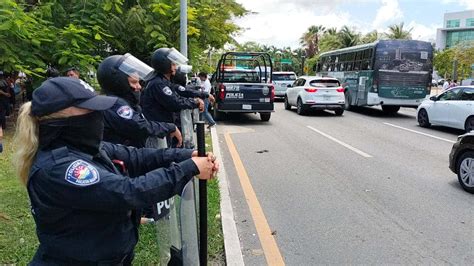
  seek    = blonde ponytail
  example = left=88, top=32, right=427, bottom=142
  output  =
left=12, top=102, right=39, bottom=186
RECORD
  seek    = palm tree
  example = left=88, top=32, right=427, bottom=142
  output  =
left=300, top=25, right=325, bottom=57
left=325, top=27, right=338, bottom=36
left=386, top=22, right=413, bottom=39
left=338, top=26, right=360, bottom=48
left=361, top=30, right=379, bottom=44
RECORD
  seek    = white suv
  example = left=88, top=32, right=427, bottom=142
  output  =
left=284, top=76, right=345, bottom=116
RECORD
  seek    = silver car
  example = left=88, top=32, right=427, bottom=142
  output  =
left=272, top=71, right=297, bottom=98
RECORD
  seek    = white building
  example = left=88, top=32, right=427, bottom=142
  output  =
left=436, top=10, right=474, bottom=50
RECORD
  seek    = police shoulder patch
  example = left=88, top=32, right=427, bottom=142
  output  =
left=178, top=86, right=186, bottom=92
left=65, top=160, right=100, bottom=186
left=117, top=105, right=133, bottom=119
left=162, top=86, right=173, bottom=96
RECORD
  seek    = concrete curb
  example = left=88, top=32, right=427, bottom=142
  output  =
left=210, top=126, right=244, bottom=266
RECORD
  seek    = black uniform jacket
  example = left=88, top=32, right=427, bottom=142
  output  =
left=28, top=142, right=198, bottom=264
left=103, top=97, right=176, bottom=148
left=141, top=74, right=198, bottom=123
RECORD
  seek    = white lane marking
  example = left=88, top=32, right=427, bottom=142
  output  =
left=307, top=126, right=373, bottom=158
left=383, top=123, right=456, bottom=144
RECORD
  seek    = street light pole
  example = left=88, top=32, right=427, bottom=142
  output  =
left=180, top=0, right=187, bottom=57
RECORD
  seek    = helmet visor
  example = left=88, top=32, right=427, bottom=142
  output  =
left=119, top=53, right=154, bottom=81
left=167, top=48, right=189, bottom=66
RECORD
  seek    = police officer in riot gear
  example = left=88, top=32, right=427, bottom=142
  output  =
left=12, top=77, right=218, bottom=264
left=141, top=48, right=204, bottom=127
left=97, top=53, right=183, bottom=148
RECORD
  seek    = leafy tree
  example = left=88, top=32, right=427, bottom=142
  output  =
left=386, top=22, right=412, bottom=40
left=0, top=0, right=247, bottom=79
left=434, top=44, right=473, bottom=80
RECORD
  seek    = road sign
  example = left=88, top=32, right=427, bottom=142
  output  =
left=281, top=59, right=292, bottom=64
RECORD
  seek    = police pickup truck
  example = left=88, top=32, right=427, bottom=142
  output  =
left=211, top=52, right=274, bottom=121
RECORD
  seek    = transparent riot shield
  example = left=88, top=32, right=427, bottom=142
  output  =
left=145, top=136, right=168, bottom=149
left=146, top=137, right=180, bottom=264
left=179, top=179, right=200, bottom=265
left=180, top=109, right=195, bottom=149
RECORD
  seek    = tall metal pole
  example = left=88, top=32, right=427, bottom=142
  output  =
left=196, top=122, right=208, bottom=265
left=180, top=0, right=188, bottom=57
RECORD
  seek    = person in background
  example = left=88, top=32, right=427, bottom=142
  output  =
left=442, top=78, right=451, bottom=91
left=0, top=127, right=3, bottom=153
left=198, top=72, right=216, bottom=128
left=449, top=79, right=458, bottom=88
left=0, top=71, right=11, bottom=129
left=46, top=67, right=60, bottom=79
left=12, top=77, right=218, bottom=264
left=65, top=67, right=80, bottom=79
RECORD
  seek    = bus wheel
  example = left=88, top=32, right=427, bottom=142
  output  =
left=344, top=92, right=352, bottom=110
left=382, top=105, right=400, bottom=114
left=464, top=116, right=474, bottom=133
left=260, top=112, right=271, bottom=121
left=417, top=109, right=431, bottom=127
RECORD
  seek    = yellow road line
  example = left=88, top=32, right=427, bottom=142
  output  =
left=224, top=133, right=285, bottom=266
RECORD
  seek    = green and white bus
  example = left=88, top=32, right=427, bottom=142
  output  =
left=315, top=40, right=433, bottom=113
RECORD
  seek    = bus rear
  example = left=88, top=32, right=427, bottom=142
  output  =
left=372, top=40, right=433, bottom=108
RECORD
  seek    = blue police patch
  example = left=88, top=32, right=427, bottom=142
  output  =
left=163, top=86, right=173, bottom=96
left=117, top=105, right=133, bottom=119
left=65, top=160, right=100, bottom=186
left=178, top=86, right=186, bottom=91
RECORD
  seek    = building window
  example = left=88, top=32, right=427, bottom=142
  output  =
left=467, top=18, right=474, bottom=27
left=446, top=19, right=460, bottom=28
left=446, top=30, right=474, bottom=48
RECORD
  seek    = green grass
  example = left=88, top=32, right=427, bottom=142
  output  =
left=0, top=129, right=224, bottom=264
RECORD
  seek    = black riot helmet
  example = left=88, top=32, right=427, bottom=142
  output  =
left=98, top=53, right=154, bottom=98
left=150, top=47, right=192, bottom=75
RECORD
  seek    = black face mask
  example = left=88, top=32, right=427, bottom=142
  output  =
left=39, top=111, right=104, bottom=156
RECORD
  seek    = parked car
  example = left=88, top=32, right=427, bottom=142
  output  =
left=272, top=71, right=297, bottom=98
left=449, top=132, right=474, bottom=193
left=417, top=86, right=474, bottom=132
left=284, top=76, right=345, bottom=115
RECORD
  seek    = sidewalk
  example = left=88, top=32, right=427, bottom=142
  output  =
left=210, top=126, right=245, bottom=266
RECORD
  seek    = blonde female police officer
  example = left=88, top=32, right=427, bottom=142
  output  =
left=13, top=77, right=218, bottom=265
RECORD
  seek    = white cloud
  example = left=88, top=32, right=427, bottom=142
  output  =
left=442, top=0, right=474, bottom=9
left=372, top=0, right=403, bottom=29
left=406, top=21, right=441, bottom=42
left=234, top=0, right=366, bottom=48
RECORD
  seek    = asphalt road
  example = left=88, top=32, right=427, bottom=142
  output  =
left=216, top=102, right=473, bottom=265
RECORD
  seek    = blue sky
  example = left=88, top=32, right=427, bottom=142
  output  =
left=233, top=0, right=474, bottom=48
